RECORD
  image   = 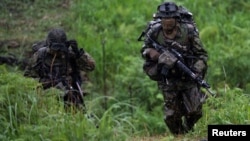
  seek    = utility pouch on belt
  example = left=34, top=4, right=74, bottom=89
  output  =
left=143, top=61, right=161, bottom=81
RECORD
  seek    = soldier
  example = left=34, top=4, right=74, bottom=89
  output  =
left=24, top=28, right=95, bottom=110
left=139, top=2, right=208, bottom=134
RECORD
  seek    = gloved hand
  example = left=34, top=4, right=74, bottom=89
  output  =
left=142, top=48, right=160, bottom=61
left=68, top=40, right=84, bottom=58
left=193, top=60, right=206, bottom=73
left=158, top=50, right=178, bottom=69
left=68, top=39, right=78, bottom=53
left=170, top=41, right=187, bottom=51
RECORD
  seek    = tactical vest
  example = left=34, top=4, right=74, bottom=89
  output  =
left=147, top=22, right=197, bottom=80
left=148, top=21, right=195, bottom=55
left=34, top=47, right=73, bottom=89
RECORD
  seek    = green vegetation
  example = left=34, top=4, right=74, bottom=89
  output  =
left=0, top=0, right=250, bottom=140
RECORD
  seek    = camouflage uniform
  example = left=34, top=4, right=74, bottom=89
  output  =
left=24, top=28, right=95, bottom=109
left=140, top=2, right=208, bottom=134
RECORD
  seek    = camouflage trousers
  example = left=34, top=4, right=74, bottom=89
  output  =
left=160, top=83, right=206, bottom=134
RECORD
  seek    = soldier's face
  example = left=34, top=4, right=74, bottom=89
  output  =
left=161, top=18, right=176, bottom=32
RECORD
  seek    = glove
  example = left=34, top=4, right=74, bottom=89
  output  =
left=68, top=40, right=84, bottom=58
left=193, top=60, right=206, bottom=73
left=170, top=41, right=187, bottom=51
left=142, top=48, right=160, bottom=61
left=158, top=50, right=178, bottom=69
left=68, top=39, right=78, bottom=53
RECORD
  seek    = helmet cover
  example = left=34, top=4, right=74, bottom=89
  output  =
left=155, top=2, right=180, bottom=18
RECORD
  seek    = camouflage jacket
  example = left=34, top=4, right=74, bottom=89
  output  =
left=141, top=21, right=208, bottom=89
left=24, top=44, right=95, bottom=89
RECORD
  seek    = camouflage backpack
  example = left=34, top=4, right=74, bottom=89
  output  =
left=177, top=6, right=195, bottom=25
left=31, top=40, right=47, bottom=53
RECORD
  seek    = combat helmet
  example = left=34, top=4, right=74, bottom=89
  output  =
left=155, top=2, right=180, bottom=19
left=46, top=28, right=68, bottom=52
left=46, top=28, right=67, bottom=43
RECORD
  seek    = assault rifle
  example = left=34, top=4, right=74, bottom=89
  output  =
left=144, top=35, right=214, bottom=95
left=68, top=56, right=86, bottom=109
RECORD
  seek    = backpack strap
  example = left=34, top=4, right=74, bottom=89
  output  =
left=186, top=23, right=195, bottom=40
left=143, top=20, right=162, bottom=45
left=32, top=40, right=47, bottom=53
left=32, top=47, right=49, bottom=78
left=178, top=6, right=195, bottom=24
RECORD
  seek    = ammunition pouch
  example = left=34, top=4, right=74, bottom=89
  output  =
left=143, top=61, right=161, bottom=81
